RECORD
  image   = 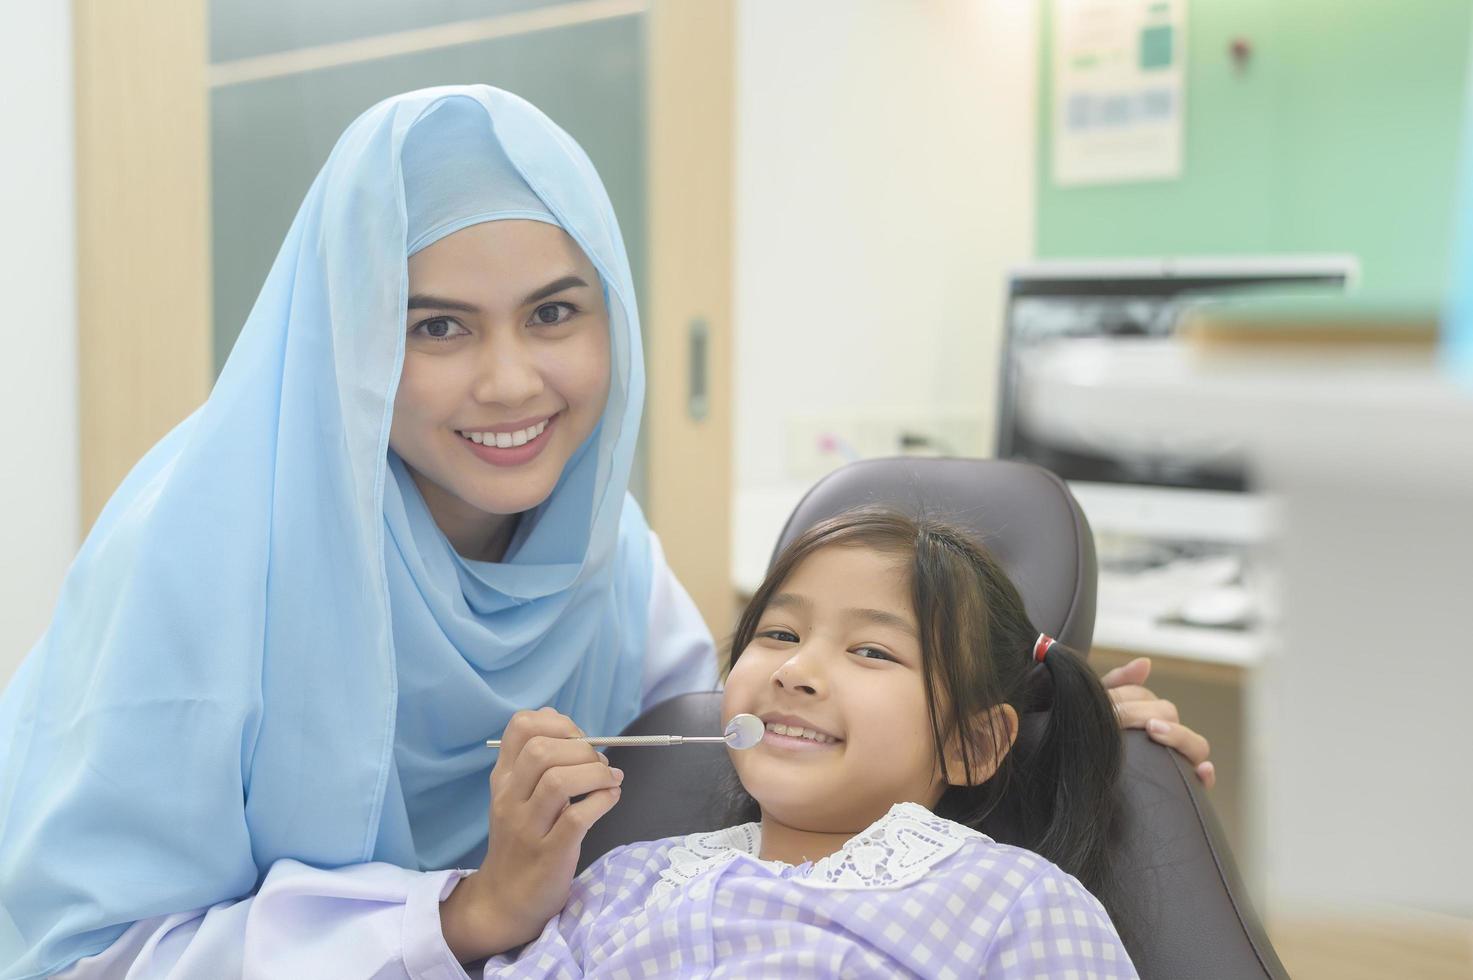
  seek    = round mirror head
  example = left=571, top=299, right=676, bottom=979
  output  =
left=723, top=713, right=765, bottom=750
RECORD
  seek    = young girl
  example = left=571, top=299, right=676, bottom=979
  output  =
left=470, top=508, right=1137, bottom=978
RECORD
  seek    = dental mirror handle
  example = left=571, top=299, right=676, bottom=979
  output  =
left=483, top=734, right=728, bottom=749
left=485, top=712, right=766, bottom=751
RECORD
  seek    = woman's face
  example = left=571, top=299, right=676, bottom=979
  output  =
left=390, top=220, right=611, bottom=556
left=722, top=544, right=946, bottom=836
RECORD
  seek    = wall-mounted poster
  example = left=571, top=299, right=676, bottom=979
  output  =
left=1052, top=0, right=1186, bottom=186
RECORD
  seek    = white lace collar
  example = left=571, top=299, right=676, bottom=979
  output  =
left=651, top=801, right=985, bottom=900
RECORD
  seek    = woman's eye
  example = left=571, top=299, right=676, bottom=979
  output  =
left=853, top=646, right=897, bottom=663
left=530, top=302, right=576, bottom=326
left=410, top=317, right=467, bottom=341
left=759, top=629, right=798, bottom=643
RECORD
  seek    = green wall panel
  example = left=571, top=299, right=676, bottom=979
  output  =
left=1037, top=0, right=1473, bottom=302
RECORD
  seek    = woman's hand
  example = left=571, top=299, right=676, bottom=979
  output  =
left=440, top=707, right=624, bottom=963
left=1100, top=657, right=1216, bottom=789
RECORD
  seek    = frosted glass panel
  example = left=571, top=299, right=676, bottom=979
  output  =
left=212, top=0, right=567, bottom=63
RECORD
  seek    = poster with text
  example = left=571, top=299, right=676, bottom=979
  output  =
left=1052, top=0, right=1186, bottom=186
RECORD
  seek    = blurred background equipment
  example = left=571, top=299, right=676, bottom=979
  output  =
left=997, top=257, right=1355, bottom=664
left=1014, top=292, right=1468, bottom=978
left=8, top=0, right=1473, bottom=974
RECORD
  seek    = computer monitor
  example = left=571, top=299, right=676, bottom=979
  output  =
left=995, top=256, right=1356, bottom=544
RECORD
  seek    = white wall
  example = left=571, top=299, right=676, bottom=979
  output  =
left=731, top=0, right=1039, bottom=585
left=0, top=4, right=79, bottom=684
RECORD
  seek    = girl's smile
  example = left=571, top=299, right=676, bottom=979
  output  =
left=757, top=712, right=843, bottom=750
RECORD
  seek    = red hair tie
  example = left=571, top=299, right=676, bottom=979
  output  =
left=1033, top=633, right=1056, bottom=664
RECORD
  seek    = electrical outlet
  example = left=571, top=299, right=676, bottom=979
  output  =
left=785, top=415, right=861, bottom=482
left=786, top=411, right=988, bottom=481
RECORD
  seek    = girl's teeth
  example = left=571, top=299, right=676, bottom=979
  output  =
left=765, top=723, right=835, bottom=744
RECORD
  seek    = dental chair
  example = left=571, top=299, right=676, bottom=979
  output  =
left=580, top=458, right=1291, bottom=979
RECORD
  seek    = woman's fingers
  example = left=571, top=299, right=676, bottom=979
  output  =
left=493, top=708, right=580, bottom=772
left=495, top=711, right=593, bottom=802
left=477, top=707, right=622, bottom=954
left=549, top=784, right=624, bottom=849
left=1113, top=697, right=1181, bottom=728
left=1114, top=688, right=1218, bottom=788
left=1099, top=656, right=1152, bottom=691
left=1146, top=718, right=1214, bottom=777
left=526, top=760, right=624, bottom=835
left=485, top=706, right=623, bottom=855
left=500, top=736, right=605, bottom=807
left=1105, top=684, right=1159, bottom=705
left=1102, top=669, right=1217, bottom=787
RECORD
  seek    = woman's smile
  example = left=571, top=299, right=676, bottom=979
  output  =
left=455, top=413, right=559, bottom=467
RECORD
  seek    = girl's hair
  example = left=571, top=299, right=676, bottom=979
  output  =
left=723, top=506, right=1123, bottom=909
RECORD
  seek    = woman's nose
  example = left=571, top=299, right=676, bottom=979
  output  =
left=472, top=333, right=543, bottom=406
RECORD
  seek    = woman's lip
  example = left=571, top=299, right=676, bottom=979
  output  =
left=456, top=415, right=557, bottom=467
left=457, top=413, right=557, bottom=434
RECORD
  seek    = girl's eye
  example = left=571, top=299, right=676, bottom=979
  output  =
left=530, top=302, right=577, bottom=326
left=759, top=629, right=799, bottom=644
left=853, top=646, right=897, bottom=663
left=410, top=317, right=468, bottom=341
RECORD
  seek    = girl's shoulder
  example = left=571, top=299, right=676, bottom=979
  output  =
left=797, top=801, right=989, bottom=891
left=567, top=827, right=736, bottom=914
left=935, top=833, right=1115, bottom=927
left=605, top=823, right=762, bottom=902
left=576, top=826, right=725, bottom=887
left=822, top=803, right=1108, bottom=916
left=937, top=834, right=1065, bottom=892
left=591, top=804, right=1059, bottom=896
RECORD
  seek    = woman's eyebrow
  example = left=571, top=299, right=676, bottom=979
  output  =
left=521, top=274, right=589, bottom=305
left=407, top=294, right=480, bottom=313
left=407, top=276, right=589, bottom=315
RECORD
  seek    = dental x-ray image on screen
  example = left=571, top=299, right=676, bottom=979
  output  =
left=996, top=259, right=1354, bottom=497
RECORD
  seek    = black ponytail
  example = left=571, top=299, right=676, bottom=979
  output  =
left=970, top=641, right=1123, bottom=914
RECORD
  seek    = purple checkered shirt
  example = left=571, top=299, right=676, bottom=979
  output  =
left=483, top=801, right=1137, bottom=979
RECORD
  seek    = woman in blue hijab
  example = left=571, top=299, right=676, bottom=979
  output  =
left=0, top=86, right=713, bottom=978
left=0, top=85, right=1212, bottom=977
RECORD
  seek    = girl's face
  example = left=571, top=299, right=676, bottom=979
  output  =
left=390, top=220, right=611, bottom=557
left=723, top=544, right=946, bottom=836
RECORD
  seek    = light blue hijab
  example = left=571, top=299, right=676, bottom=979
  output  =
left=0, top=86, right=652, bottom=978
